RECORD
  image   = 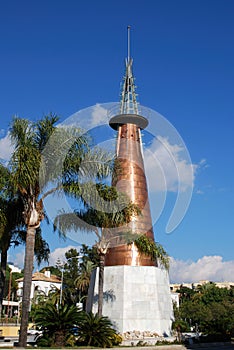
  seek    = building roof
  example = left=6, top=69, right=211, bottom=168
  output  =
left=16, top=271, right=61, bottom=283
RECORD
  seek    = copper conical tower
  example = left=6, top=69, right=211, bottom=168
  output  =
left=105, top=27, right=156, bottom=267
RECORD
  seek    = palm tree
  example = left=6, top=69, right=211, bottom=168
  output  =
left=8, top=115, right=61, bottom=346
left=0, top=200, right=50, bottom=320
left=75, top=260, right=96, bottom=293
left=9, top=115, right=112, bottom=346
left=55, top=184, right=140, bottom=316
left=77, top=311, right=120, bottom=347
left=34, top=302, right=82, bottom=347
left=129, top=234, right=170, bottom=270
left=75, top=260, right=96, bottom=306
left=0, top=162, right=51, bottom=320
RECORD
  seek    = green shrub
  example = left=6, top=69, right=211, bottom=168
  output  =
left=76, top=312, right=119, bottom=348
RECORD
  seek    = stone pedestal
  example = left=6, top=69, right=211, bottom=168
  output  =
left=91, top=265, right=173, bottom=336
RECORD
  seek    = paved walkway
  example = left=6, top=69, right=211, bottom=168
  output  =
left=186, top=343, right=234, bottom=349
left=0, top=341, right=233, bottom=349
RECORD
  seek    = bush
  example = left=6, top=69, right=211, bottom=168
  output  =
left=76, top=312, right=120, bottom=348
left=199, top=333, right=232, bottom=343
left=34, top=301, right=82, bottom=347
left=111, top=333, right=123, bottom=346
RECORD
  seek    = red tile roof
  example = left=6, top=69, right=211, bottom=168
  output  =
left=16, top=272, right=61, bottom=283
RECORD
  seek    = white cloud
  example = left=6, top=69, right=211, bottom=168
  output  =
left=48, top=245, right=81, bottom=266
left=90, top=104, right=108, bottom=127
left=169, top=256, right=234, bottom=283
left=145, top=136, right=199, bottom=193
left=0, top=132, right=14, bottom=161
left=9, top=251, right=25, bottom=269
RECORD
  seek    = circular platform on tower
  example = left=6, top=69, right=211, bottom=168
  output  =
left=109, top=113, right=148, bottom=130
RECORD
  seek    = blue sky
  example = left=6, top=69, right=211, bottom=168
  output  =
left=1, top=0, right=234, bottom=282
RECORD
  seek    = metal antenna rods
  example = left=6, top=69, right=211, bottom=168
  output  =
left=127, top=25, right=131, bottom=62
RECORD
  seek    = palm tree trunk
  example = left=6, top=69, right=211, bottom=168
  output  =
left=19, top=226, right=36, bottom=347
left=0, top=249, right=7, bottom=320
left=54, top=330, right=66, bottom=347
left=98, top=253, right=105, bottom=317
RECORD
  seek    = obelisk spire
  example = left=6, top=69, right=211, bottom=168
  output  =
left=106, top=27, right=155, bottom=267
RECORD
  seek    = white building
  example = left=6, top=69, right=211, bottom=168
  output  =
left=170, top=280, right=234, bottom=293
left=170, top=292, right=180, bottom=307
left=17, top=270, right=61, bottom=300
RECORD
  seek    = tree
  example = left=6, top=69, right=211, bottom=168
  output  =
left=176, top=285, right=196, bottom=304
left=75, top=260, right=96, bottom=305
left=128, top=234, right=170, bottom=270
left=0, top=165, right=49, bottom=318
left=0, top=204, right=49, bottom=320
left=174, top=283, right=234, bottom=339
left=49, top=246, right=98, bottom=309
left=79, top=244, right=100, bottom=269
left=9, top=115, right=62, bottom=346
left=54, top=184, right=140, bottom=316
left=76, top=311, right=121, bottom=347
left=7, top=114, right=112, bottom=346
left=0, top=199, right=22, bottom=317
left=34, top=301, right=82, bottom=347
left=63, top=249, right=80, bottom=301
left=0, top=164, right=20, bottom=317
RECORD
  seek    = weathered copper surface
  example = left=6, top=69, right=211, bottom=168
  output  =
left=105, top=243, right=155, bottom=266
left=105, top=122, right=156, bottom=267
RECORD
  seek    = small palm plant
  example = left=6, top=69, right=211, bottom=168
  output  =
left=77, top=312, right=122, bottom=348
left=34, top=302, right=82, bottom=347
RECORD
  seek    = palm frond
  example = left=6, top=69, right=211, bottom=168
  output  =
left=34, top=113, right=59, bottom=152
left=130, top=234, right=170, bottom=270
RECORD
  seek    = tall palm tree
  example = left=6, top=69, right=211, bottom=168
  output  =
left=0, top=164, right=50, bottom=319
left=9, top=115, right=61, bottom=347
left=55, top=184, right=140, bottom=316
left=10, top=115, right=112, bottom=346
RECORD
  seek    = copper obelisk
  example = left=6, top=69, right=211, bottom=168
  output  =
left=105, top=28, right=156, bottom=267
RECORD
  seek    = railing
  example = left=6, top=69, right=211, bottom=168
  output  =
left=107, top=103, right=152, bottom=121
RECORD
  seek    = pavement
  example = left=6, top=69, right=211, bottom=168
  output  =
left=186, top=343, right=234, bottom=350
left=0, top=340, right=233, bottom=349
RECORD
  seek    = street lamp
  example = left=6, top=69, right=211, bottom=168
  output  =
left=7, top=269, right=12, bottom=319
left=59, top=266, right=64, bottom=306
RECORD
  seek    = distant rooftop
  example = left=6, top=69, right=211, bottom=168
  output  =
left=170, top=280, right=234, bottom=292
left=16, top=271, right=61, bottom=283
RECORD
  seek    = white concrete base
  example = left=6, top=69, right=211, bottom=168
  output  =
left=91, top=265, right=173, bottom=336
